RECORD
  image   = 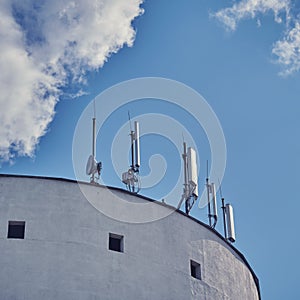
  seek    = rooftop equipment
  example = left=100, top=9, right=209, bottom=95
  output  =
left=178, top=142, right=198, bottom=214
left=122, top=114, right=141, bottom=193
left=85, top=100, right=102, bottom=183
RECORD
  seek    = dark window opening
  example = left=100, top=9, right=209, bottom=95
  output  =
left=109, top=233, right=124, bottom=252
left=190, top=260, right=201, bottom=280
left=7, top=221, right=25, bottom=239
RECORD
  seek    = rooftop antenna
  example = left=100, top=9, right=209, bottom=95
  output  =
left=206, top=161, right=217, bottom=228
left=218, top=179, right=227, bottom=240
left=218, top=179, right=236, bottom=243
left=122, top=113, right=141, bottom=194
left=85, top=99, right=102, bottom=183
left=226, top=203, right=236, bottom=243
left=206, top=161, right=212, bottom=226
left=177, top=142, right=198, bottom=214
left=211, top=183, right=218, bottom=228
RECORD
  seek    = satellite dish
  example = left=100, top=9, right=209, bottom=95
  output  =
left=86, top=155, right=98, bottom=176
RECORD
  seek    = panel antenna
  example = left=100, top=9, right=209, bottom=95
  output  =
left=177, top=142, right=199, bottom=215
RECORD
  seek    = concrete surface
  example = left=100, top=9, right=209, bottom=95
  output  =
left=0, top=175, right=260, bottom=300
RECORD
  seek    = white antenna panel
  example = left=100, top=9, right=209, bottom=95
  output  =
left=211, top=183, right=218, bottom=218
left=86, top=155, right=98, bottom=175
left=226, top=204, right=236, bottom=243
left=134, top=121, right=140, bottom=168
left=187, top=147, right=198, bottom=197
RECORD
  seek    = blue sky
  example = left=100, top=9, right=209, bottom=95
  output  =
left=1, top=0, right=300, bottom=299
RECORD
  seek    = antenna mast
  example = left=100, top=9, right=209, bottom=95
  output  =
left=177, top=142, right=198, bottom=214
left=219, top=180, right=227, bottom=240
left=91, top=115, right=96, bottom=183
left=206, top=161, right=218, bottom=228
left=206, top=161, right=211, bottom=226
left=85, top=99, right=102, bottom=184
left=122, top=114, right=141, bottom=194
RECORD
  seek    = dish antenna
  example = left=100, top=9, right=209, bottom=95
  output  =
left=86, top=155, right=102, bottom=178
left=177, top=142, right=198, bottom=214
left=85, top=100, right=102, bottom=184
left=122, top=113, right=141, bottom=193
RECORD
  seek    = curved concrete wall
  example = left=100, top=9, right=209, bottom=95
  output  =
left=0, top=175, right=260, bottom=300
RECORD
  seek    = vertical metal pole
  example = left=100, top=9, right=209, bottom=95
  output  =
left=221, top=197, right=227, bottom=240
left=183, top=142, right=189, bottom=213
left=130, top=131, right=135, bottom=171
left=134, top=121, right=140, bottom=170
left=91, top=117, right=96, bottom=183
left=206, top=161, right=212, bottom=226
left=206, top=178, right=212, bottom=226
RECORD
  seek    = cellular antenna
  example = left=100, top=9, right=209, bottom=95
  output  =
left=206, top=160, right=212, bottom=226
left=134, top=121, right=140, bottom=169
left=122, top=116, right=141, bottom=194
left=218, top=178, right=227, bottom=240
left=226, top=204, right=236, bottom=242
left=177, top=142, right=198, bottom=214
left=217, top=179, right=236, bottom=243
left=85, top=99, right=102, bottom=184
left=211, top=183, right=218, bottom=228
left=206, top=161, right=217, bottom=228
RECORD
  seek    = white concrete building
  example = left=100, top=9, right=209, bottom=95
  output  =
left=0, top=174, right=260, bottom=299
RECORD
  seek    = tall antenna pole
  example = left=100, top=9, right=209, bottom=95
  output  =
left=206, top=160, right=212, bottom=227
left=134, top=121, right=140, bottom=171
left=218, top=180, right=227, bottom=240
left=178, top=142, right=198, bottom=214
left=92, top=117, right=96, bottom=158
left=221, top=197, right=227, bottom=240
left=182, top=142, right=189, bottom=213
left=128, top=111, right=135, bottom=172
left=130, top=130, right=135, bottom=171
left=122, top=113, right=141, bottom=194
left=85, top=99, right=102, bottom=184
left=91, top=100, right=96, bottom=183
left=91, top=117, right=96, bottom=183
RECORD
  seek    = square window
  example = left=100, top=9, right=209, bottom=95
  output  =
left=190, top=260, right=201, bottom=280
left=109, top=233, right=124, bottom=252
left=7, top=221, right=25, bottom=239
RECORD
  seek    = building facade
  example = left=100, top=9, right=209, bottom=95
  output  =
left=0, top=175, right=260, bottom=299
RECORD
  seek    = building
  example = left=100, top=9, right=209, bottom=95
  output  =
left=0, top=174, right=260, bottom=299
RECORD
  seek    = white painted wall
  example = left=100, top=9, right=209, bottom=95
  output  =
left=0, top=176, right=259, bottom=300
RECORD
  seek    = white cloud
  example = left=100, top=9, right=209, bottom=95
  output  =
left=272, top=21, right=300, bottom=75
left=0, top=0, right=143, bottom=163
left=213, top=0, right=290, bottom=31
left=213, top=0, right=300, bottom=75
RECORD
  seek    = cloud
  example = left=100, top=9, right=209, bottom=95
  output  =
left=212, top=0, right=300, bottom=75
left=272, top=21, right=300, bottom=75
left=0, top=0, right=143, bottom=163
left=213, top=0, right=290, bottom=31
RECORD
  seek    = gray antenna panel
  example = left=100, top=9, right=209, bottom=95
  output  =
left=225, top=204, right=236, bottom=242
left=187, top=147, right=198, bottom=197
left=211, top=183, right=218, bottom=218
left=134, top=121, right=140, bottom=168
